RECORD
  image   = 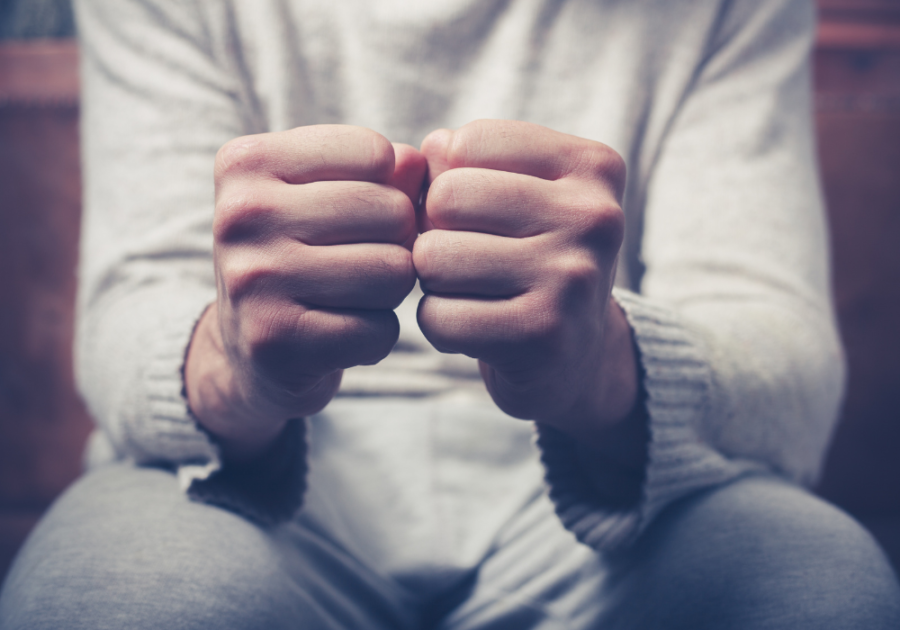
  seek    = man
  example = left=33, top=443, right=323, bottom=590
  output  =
left=1, top=0, right=898, bottom=628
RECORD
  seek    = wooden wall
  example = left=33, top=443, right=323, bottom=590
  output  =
left=813, top=0, right=900, bottom=568
left=0, top=0, right=898, bottom=585
left=0, top=41, right=90, bottom=583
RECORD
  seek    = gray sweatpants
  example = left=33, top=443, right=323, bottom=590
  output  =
left=2, top=394, right=899, bottom=629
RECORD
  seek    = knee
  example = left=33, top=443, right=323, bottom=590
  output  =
left=0, top=464, right=300, bottom=630
left=622, top=475, right=900, bottom=629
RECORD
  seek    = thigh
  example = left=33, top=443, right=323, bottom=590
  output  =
left=443, top=475, right=900, bottom=630
left=603, top=475, right=900, bottom=629
left=0, top=463, right=415, bottom=630
left=437, top=488, right=610, bottom=629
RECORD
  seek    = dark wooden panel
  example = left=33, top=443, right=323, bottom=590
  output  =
left=0, top=41, right=90, bottom=583
left=818, top=0, right=900, bottom=23
left=816, top=110, right=900, bottom=513
left=0, top=40, right=78, bottom=105
left=812, top=8, right=900, bottom=572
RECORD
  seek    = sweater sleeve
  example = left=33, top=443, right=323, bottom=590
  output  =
left=537, top=0, right=845, bottom=550
left=73, top=0, right=307, bottom=523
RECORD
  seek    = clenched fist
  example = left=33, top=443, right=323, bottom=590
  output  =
left=185, top=125, right=426, bottom=461
left=415, top=120, right=642, bottom=456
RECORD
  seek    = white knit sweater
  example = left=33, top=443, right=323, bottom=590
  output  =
left=73, top=0, right=844, bottom=550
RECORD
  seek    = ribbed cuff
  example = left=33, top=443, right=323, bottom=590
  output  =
left=122, top=289, right=308, bottom=525
left=537, top=288, right=760, bottom=552
left=183, top=418, right=308, bottom=526
left=537, top=424, right=644, bottom=549
left=122, top=289, right=221, bottom=466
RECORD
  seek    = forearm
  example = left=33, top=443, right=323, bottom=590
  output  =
left=637, top=0, right=840, bottom=483
left=676, top=298, right=843, bottom=483
left=75, top=279, right=219, bottom=464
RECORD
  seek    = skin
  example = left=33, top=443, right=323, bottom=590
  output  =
left=185, top=120, right=646, bottom=478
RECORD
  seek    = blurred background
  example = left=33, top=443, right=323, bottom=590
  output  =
left=0, top=0, right=898, bottom=584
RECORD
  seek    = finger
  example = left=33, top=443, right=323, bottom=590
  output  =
left=215, top=125, right=396, bottom=186
left=215, top=180, right=416, bottom=246
left=416, top=292, right=563, bottom=365
left=243, top=304, right=401, bottom=381
left=388, top=143, right=429, bottom=248
left=419, top=120, right=584, bottom=181
left=221, top=242, right=416, bottom=310
left=388, top=143, right=428, bottom=208
left=424, top=167, right=583, bottom=237
left=420, top=120, right=625, bottom=196
left=413, top=229, right=538, bottom=296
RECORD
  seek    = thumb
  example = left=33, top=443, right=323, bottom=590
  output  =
left=389, top=143, right=429, bottom=240
left=416, top=129, right=456, bottom=234
left=388, top=143, right=427, bottom=209
left=419, top=128, right=453, bottom=183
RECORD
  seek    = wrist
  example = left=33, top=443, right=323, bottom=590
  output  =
left=184, top=303, right=290, bottom=463
left=540, top=297, right=648, bottom=472
left=593, top=298, right=641, bottom=426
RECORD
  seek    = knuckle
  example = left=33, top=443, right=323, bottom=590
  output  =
left=362, top=129, right=396, bottom=181
left=242, top=305, right=298, bottom=372
left=215, top=135, right=268, bottom=181
left=375, top=245, right=416, bottom=283
left=314, top=310, right=400, bottom=369
left=213, top=191, right=271, bottom=243
left=357, top=246, right=416, bottom=307
left=251, top=349, right=314, bottom=393
left=570, top=193, right=625, bottom=247
left=411, top=231, right=440, bottom=277
left=354, top=314, right=402, bottom=365
left=243, top=305, right=282, bottom=352
left=605, top=149, right=627, bottom=189
left=446, top=123, right=482, bottom=168
left=578, top=142, right=611, bottom=168
left=595, top=203, right=626, bottom=249
left=554, top=252, right=600, bottom=295
left=545, top=252, right=607, bottom=322
left=573, top=144, right=607, bottom=173
left=219, top=255, right=274, bottom=302
left=381, top=185, right=416, bottom=236
left=425, top=172, right=461, bottom=223
left=571, top=143, right=627, bottom=191
left=416, top=296, right=459, bottom=352
left=241, top=304, right=402, bottom=384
